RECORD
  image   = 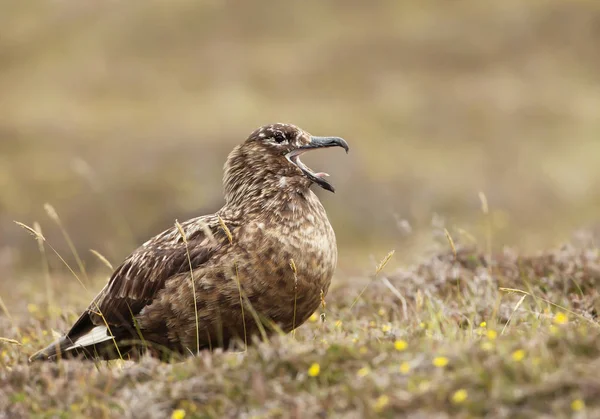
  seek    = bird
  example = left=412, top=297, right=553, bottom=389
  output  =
left=30, top=123, right=349, bottom=361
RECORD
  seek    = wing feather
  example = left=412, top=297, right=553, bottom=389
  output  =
left=67, top=215, right=230, bottom=342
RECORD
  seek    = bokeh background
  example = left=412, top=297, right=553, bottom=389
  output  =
left=2, top=0, right=600, bottom=279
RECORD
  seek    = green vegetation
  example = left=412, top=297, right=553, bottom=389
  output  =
left=2, top=231, right=600, bottom=417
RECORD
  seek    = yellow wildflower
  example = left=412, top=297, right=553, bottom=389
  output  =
left=359, top=346, right=368, bottom=354
left=335, top=320, right=343, bottom=328
left=27, top=304, right=39, bottom=314
left=308, top=363, right=320, bottom=377
left=553, top=312, right=568, bottom=325
left=399, top=362, right=411, bottom=374
left=486, top=330, right=497, bottom=340
left=357, top=367, right=370, bottom=377
left=451, top=389, right=468, bottom=404
left=373, top=395, right=390, bottom=413
left=171, top=409, right=186, bottom=419
left=394, top=339, right=408, bottom=351
left=381, top=324, right=391, bottom=333
left=571, top=399, right=585, bottom=412
left=479, top=321, right=487, bottom=328
left=511, top=349, right=526, bottom=362
left=378, top=308, right=386, bottom=316
left=309, top=313, right=319, bottom=323
left=433, top=356, right=449, bottom=367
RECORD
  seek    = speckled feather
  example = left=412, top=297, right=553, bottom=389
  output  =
left=30, top=123, right=347, bottom=361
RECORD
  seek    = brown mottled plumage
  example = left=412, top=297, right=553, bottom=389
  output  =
left=30, top=123, right=349, bottom=361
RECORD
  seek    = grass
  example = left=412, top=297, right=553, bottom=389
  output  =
left=1, top=229, right=599, bottom=417
left=176, top=219, right=201, bottom=356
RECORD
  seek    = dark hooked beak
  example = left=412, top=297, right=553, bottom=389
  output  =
left=301, top=136, right=350, bottom=153
left=286, top=136, right=349, bottom=193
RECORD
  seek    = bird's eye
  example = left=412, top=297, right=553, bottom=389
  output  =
left=273, top=133, right=286, bottom=143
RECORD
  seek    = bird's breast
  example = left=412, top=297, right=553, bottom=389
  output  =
left=239, top=201, right=337, bottom=292
left=214, top=196, right=337, bottom=332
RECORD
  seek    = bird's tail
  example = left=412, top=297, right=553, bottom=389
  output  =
left=29, top=326, right=117, bottom=362
left=29, top=336, right=74, bottom=362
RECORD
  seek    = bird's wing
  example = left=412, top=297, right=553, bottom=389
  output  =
left=29, top=214, right=235, bottom=361
left=69, top=214, right=230, bottom=340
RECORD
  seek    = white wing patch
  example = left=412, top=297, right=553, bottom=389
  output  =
left=65, top=326, right=115, bottom=351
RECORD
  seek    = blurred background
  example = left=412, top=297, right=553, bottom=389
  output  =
left=2, top=0, right=600, bottom=279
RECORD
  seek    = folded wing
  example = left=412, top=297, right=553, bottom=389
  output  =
left=30, top=215, right=229, bottom=361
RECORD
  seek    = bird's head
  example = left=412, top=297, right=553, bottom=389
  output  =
left=224, top=123, right=349, bottom=205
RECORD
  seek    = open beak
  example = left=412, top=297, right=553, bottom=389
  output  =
left=286, top=136, right=349, bottom=193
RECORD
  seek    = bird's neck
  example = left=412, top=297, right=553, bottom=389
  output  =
left=222, top=145, right=319, bottom=217
left=223, top=175, right=320, bottom=218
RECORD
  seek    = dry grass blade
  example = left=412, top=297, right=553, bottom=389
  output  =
left=175, top=221, right=188, bottom=244
left=237, top=289, right=269, bottom=344
left=33, top=222, right=54, bottom=321
left=501, top=294, right=527, bottom=335
left=218, top=215, right=233, bottom=244
left=290, top=258, right=298, bottom=338
left=500, top=287, right=600, bottom=328
left=376, top=250, right=395, bottom=275
left=233, top=261, right=249, bottom=350
left=15, top=221, right=89, bottom=293
left=478, top=191, right=493, bottom=275
left=175, top=220, right=200, bottom=355
left=216, top=216, right=254, bottom=347
left=0, top=337, right=21, bottom=346
left=44, top=203, right=89, bottom=283
left=444, top=228, right=457, bottom=259
left=14, top=221, right=45, bottom=240
left=350, top=250, right=395, bottom=311
left=89, top=305, right=124, bottom=361
left=478, top=192, right=489, bottom=215
left=381, top=276, right=408, bottom=319
left=90, top=249, right=114, bottom=271
left=0, top=294, right=12, bottom=321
